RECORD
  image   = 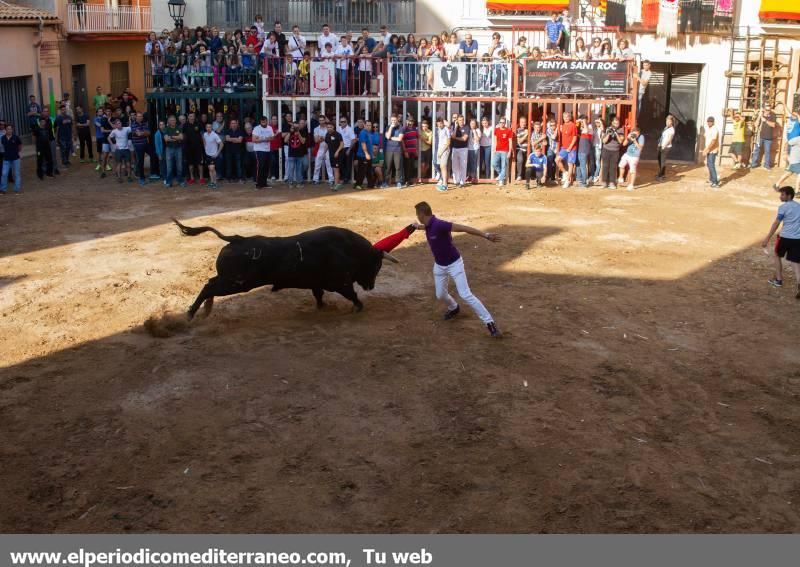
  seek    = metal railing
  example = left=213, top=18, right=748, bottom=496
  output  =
left=511, top=25, right=619, bottom=55
left=143, top=54, right=259, bottom=93
left=262, top=56, right=385, bottom=97
left=390, top=59, right=512, bottom=98
left=207, top=0, right=415, bottom=34
left=66, top=4, right=152, bottom=34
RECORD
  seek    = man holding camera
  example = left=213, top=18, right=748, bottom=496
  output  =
left=600, top=117, right=624, bottom=189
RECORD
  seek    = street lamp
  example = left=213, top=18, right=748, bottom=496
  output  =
left=168, top=0, right=186, bottom=28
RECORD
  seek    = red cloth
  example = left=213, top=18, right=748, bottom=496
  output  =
left=373, top=226, right=413, bottom=252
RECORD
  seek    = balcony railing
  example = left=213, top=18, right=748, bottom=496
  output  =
left=262, top=56, right=386, bottom=97
left=66, top=4, right=152, bottom=34
left=207, top=0, right=415, bottom=34
left=389, top=59, right=511, bottom=99
left=143, top=54, right=259, bottom=94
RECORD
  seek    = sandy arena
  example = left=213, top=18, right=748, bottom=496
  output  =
left=1, top=160, right=799, bottom=533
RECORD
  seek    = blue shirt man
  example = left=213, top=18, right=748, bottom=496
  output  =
left=357, top=127, right=371, bottom=158
left=545, top=17, right=563, bottom=47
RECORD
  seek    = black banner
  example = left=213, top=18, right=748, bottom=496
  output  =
left=525, top=60, right=630, bottom=96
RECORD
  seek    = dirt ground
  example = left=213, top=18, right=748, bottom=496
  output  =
left=1, top=158, right=799, bottom=534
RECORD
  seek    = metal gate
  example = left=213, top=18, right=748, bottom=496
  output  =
left=0, top=76, right=32, bottom=136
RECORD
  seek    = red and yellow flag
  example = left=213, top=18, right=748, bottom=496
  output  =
left=487, top=0, right=569, bottom=11
left=759, top=0, right=800, bottom=20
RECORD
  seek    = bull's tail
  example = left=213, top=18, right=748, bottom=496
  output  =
left=171, top=218, right=243, bottom=242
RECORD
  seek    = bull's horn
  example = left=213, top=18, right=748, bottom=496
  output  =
left=383, top=251, right=400, bottom=264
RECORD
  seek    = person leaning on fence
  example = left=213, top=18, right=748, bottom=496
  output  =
left=434, top=116, right=452, bottom=192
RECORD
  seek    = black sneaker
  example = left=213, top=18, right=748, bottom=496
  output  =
left=443, top=305, right=460, bottom=320
left=768, top=278, right=783, bottom=288
left=487, top=321, right=502, bottom=338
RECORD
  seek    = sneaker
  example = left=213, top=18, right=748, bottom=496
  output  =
left=710, top=183, right=720, bottom=188
left=525, top=183, right=531, bottom=190
left=354, top=185, right=363, bottom=191
left=562, top=177, right=570, bottom=188
left=138, top=179, right=146, bottom=186
left=199, top=178, right=207, bottom=185
left=333, top=184, right=342, bottom=192
left=396, top=182, right=403, bottom=189
left=627, top=185, right=635, bottom=192
left=95, top=164, right=101, bottom=171
left=179, top=182, right=187, bottom=188
left=608, top=183, right=617, bottom=189
left=187, top=179, right=195, bottom=185
left=768, top=278, right=783, bottom=288
left=105, top=165, right=113, bottom=171
left=436, top=184, right=448, bottom=193
left=487, top=322, right=503, bottom=338
left=617, top=177, right=624, bottom=185
left=443, top=305, right=460, bottom=320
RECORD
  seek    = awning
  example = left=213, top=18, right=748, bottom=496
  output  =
left=759, top=0, right=800, bottom=20
left=487, top=0, right=569, bottom=11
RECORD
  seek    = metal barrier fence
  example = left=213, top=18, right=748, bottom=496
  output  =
left=66, top=4, right=151, bottom=34
left=262, top=56, right=386, bottom=97
left=144, top=54, right=259, bottom=93
left=389, top=60, right=512, bottom=99
left=207, top=0, right=415, bottom=34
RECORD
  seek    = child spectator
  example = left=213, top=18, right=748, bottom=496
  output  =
left=525, top=144, right=547, bottom=189
left=283, top=54, right=298, bottom=94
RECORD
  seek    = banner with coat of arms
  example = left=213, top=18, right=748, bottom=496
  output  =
left=310, top=60, right=336, bottom=97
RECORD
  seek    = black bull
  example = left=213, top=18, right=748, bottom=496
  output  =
left=172, top=219, right=400, bottom=319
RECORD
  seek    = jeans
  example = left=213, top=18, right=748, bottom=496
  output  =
left=515, top=147, right=527, bottom=179
left=157, top=153, right=167, bottom=178
left=467, top=149, right=479, bottom=179
left=337, top=68, right=348, bottom=95
left=751, top=138, right=773, bottom=168
left=226, top=148, right=243, bottom=181
left=593, top=146, right=602, bottom=179
left=1, top=158, right=21, bottom=193
left=287, top=156, right=303, bottom=184
left=58, top=138, right=73, bottom=165
left=385, top=150, right=404, bottom=184
left=134, top=146, right=147, bottom=180
left=480, top=146, right=492, bottom=178
left=433, top=257, right=493, bottom=324
left=78, top=128, right=93, bottom=160
left=165, top=145, right=184, bottom=185
left=601, top=147, right=620, bottom=185
left=576, top=152, right=590, bottom=185
left=707, top=152, right=718, bottom=184
left=657, top=146, right=671, bottom=178
left=491, top=151, right=508, bottom=183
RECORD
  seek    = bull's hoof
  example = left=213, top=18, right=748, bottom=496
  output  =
left=353, top=303, right=364, bottom=313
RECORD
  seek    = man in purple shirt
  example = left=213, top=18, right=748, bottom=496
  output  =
left=413, top=201, right=502, bottom=337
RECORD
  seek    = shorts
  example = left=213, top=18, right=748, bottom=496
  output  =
left=333, top=151, right=347, bottom=170
left=776, top=236, right=800, bottom=263
left=115, top=149, right=131, bottom=162
left=558, top=148, right=577, bottom=165
left=730, top=142, right=744, bottom=155
left=421, top=149, right=432, bottom=166
left=96, top=139, right=105, bottom=154
left=787, top=162, right=800, bottom=174
left=203, top=153, right=220, bottom=167
left=619, top=153, right=640, bottom=172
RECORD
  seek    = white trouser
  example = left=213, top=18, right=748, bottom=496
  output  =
left=433, top=257, right=493, bottom=324
left=313, top=149, right=333, bottom=182
left=452, top=147, right=468, bottom=184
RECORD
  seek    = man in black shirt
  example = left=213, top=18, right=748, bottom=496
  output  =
left=224, top=118, right=245, bottom=183
left=325, top=121, right=344, bottom=191
left=33, top=117, right=55, bottom=179
left=182, top=112, right=204, bottom=184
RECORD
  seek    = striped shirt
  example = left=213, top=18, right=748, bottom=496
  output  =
left=403, top=129, right=418, bottom=157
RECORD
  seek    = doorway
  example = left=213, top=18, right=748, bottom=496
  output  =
left=638, top=62, right=703, bottom=162
left=71, top=65, right=88, bottom=112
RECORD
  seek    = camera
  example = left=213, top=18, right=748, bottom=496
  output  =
left=605, top=126, right=617, bottom=137
left=628, top=132, right=638, bottom=140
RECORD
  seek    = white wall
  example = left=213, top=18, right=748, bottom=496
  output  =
left=152, top=0, right=208, bottom=31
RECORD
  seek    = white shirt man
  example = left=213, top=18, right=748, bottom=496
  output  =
left=203, top=130, right=222, bottom=158
left=317, top=28, right=339, bottom=55
left=252, top=122, right=274, bottom=153
left=313, top=120, right=333, bottom=183
left=288, top=28, right=307, bottom=60
left=337, top=120, right=356, bottom=154
left=109, top=125, right=131, bottom=150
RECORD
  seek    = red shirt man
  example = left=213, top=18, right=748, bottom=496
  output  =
left=494, top=120, right=513, bottom=153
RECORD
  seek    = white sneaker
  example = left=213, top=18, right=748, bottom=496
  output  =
left=608, top=183, right=617, bottom=189
left=617, top=177, right=624, bottom=185
left=627, top=184, right=635, bottom=192
left=562, top=177, right=570, bottom=188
